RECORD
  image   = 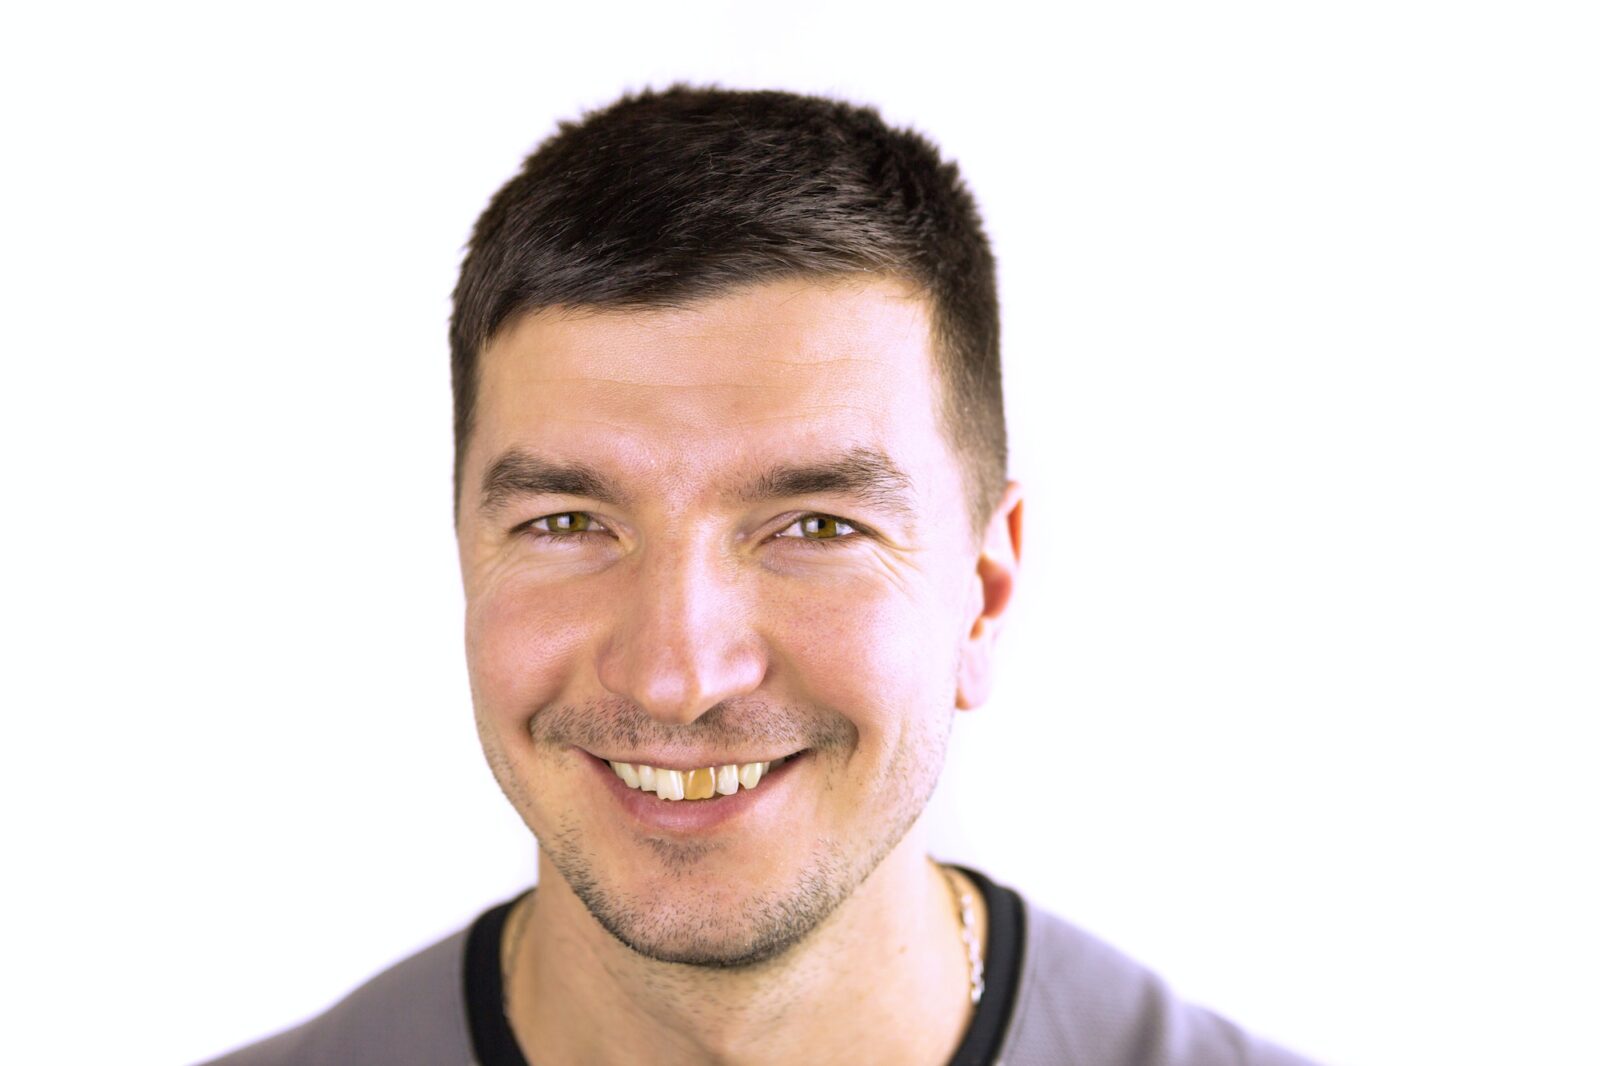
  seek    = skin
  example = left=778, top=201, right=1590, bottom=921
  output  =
left=457, top=277, right=1023, bottom=1066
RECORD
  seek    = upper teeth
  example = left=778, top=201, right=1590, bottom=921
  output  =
left=609, top=757, right=788, bottom=801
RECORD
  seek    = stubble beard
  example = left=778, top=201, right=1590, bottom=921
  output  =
left=542, top=821, right=858, bottom=968
left=514, top=696, right=956, bottom=970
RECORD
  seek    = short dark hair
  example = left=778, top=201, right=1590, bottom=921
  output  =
left=450, top=86, right=1005, bottom=533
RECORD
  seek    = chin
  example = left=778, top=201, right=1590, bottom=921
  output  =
left=593, top=903, right=826, bottom=969
left=546, top=826, right=859, bottom=969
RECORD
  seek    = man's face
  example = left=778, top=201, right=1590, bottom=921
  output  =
left=457, top=278, right=1004, bottom=966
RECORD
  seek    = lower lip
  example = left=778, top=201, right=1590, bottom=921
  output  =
left=580, top=750, right=806, bottom=834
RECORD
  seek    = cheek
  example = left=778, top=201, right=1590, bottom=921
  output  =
left=466, top=576, right=595, bottom=726
left=767, top=582, right=957, bottom=741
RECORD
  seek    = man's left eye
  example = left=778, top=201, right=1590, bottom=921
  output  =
left=525, top=511, right=602, bottom=535
left=776, top=514, right=860, bottom=541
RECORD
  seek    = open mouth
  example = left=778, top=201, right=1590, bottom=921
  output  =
left=602, top=753, right=801, bottom=801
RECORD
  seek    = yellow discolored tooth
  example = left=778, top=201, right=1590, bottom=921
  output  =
left=738, top=762, right=764, bottom=790
left=715, top=764, right=740, bottom=795
left=684, top=767, right=716, bottom=800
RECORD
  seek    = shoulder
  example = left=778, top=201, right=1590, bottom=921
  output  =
left=999, top=894, right=1319, bottom=1066
left=194, top=925, right=475, bottom=1066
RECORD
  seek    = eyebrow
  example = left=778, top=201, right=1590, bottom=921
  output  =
left=738, top=447, right=917, bottom=523
left=479, top=451, right=627, bottom=516
left=477, top=445, right=917, bottom=523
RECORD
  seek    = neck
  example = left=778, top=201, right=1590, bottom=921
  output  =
left=504, top=829, right=981, bottom=1066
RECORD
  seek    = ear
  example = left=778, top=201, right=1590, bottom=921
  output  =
left=956, top=481, right=1024, bottom=711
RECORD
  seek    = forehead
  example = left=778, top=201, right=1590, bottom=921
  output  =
left=466, top=279, right=958, bottom=506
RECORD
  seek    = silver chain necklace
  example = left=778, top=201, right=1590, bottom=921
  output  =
left=941, top=865, right=986, bottom=1006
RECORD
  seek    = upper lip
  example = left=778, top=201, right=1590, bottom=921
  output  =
left=580, top=747, right=802, bottom=770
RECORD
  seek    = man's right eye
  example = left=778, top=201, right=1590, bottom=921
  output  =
left=523, top=512, right=602, bottom=535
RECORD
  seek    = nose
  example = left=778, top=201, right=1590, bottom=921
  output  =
left=596, top=537, right=767, bottom=724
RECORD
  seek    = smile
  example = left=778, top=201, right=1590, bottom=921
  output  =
left=579, top=748, right=810, bottom=834
left=607, top=756, right=794, bottom=801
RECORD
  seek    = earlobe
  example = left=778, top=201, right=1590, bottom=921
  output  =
left=955, top=482, right=1024, bottom=711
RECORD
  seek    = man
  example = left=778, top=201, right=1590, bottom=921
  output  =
left=206, top=87, right=1316, bottom=1066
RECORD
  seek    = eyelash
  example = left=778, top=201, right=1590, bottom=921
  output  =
left=513, top=512, right=866, bottom=547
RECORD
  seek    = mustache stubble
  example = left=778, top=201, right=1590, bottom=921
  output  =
left=526, top=696, right=857, bottom=756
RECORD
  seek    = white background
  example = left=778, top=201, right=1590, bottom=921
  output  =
left=3, top=3, right=1596, bottom=1064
